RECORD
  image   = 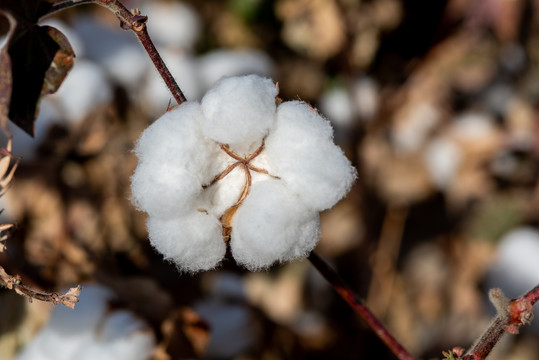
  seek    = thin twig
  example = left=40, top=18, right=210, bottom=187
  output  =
left=41, top=0, right=186, bottom=105
left=463, top=285, right=539, bottom=360
left=308, top=251, right=416, bottom=360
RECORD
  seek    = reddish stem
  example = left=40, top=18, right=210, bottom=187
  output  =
left=308, top=252, right=416, bottom=360
left=463, top=284, right=539, bottom=360
left=47, top=0, right=186, bottom=105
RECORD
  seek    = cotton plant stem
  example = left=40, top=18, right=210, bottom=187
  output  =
left=366, top=207, right=408, bottom=317
left=43, top=0, right=187, bottom=105
left=308, top=251, right=416, bottom=360
left=0, top=265, right=81, bottom=308
left=463, top=285, right=539, bottom=360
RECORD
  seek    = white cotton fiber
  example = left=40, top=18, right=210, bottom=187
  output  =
left=201, top=75, right=278, bottom=146
left=266, top=101, right=357, bottom=211
left=231, top=180, right=320, bottom=270
left=198, top=49, right=275, bottom=91
left=319, top=86, right=355, bottom=127
left=131, top=75, right=357, bottom=272
left=202, top=165, right=246, bottom=218
left=16, top=285, right=156, bottom=360
left=134, top=103, right=220, bottom=182
left=146, top=211, right=226, bottom=272
left=424, top=137, right=462, bottom=190
left=141, top=1, right=201, bottom=49
left=53, top=59, right=112, bottom=122
left=131, top=160, right=202, bottom=218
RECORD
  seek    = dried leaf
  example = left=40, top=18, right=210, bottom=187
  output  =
left=0, top=0, right=75, bottom=137
left=60, top=285, right=82, bottom=309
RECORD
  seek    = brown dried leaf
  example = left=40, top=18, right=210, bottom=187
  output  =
left=0, top=0, right=74, bottom=136
left=0, top=10, right=16, bottom=135
left=60, top=285, right=82, bottom=309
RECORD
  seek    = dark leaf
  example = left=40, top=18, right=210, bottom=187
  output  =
left=0, top=11, right=16, bottom=135
left=0, top=0, right=74, bottom=137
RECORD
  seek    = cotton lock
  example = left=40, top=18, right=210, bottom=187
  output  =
left=131, top=74, right=356, bottom=272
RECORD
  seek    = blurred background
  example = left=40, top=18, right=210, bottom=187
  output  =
left=1, top=0, right=539, bottom=359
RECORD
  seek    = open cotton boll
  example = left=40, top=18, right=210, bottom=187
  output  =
left=131, top=161, right=202, bottom=218
left=202, top=165, right=246, bottom=218
left=424, top=137, right=462, bottom=190
left=53, top=60, right=112, bottom=123
left=231, top=180, right=320, bottom=270
left=201, top=75, right=278, bottom=147
left=319, top=86, right=355, bottom=127
left=134, top=103, right=217, bottom=178
left=266, top=101, right=356, bottom=210
left=73, top=312, right=155, bottom=360
left=16, top=285, right=156, bottom=360
left=198, top=49, right=275, bottom=91
left=147, top=212, right=226, bottom=272
left=141, top=1, right=201, bottom=50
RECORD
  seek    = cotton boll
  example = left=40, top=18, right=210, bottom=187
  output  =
left=202, top=164, right=246, bottom=218
left=424, top=137, right=462, bottom=190
left=16, top=285, right=156, bottom=360
left=143, top=50, right=202, bottom=114
left=392, top=102, right=440, bottom=152
left=201, top=75, right=278, bottom=147
left=319, top=86, right=355, bottom=127
left=131, top=160, right=202, bottom=218
left=352, top=77, right=379, bottom=121
left=134, top=103, right=215, bottom=176
left=450, top=112, right=497, bottom=142
left=194, top=299, right=256, bottom=359
left=73, top=311, right=155, bottom=360
left=266, top=101, right=356, bottom=211
left=141, top=1, right=201, bottom=50
left=53, top=59, right=113, bottom=123
left=48, top=285, right=114, bottom=334
left=198, top=50, right=275, bottom=91
left=146, top=212, right=226, bottom=272
left=231, top=180, right=320, bottom=270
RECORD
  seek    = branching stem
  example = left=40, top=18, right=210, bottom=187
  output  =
left=41, top=0, right=186, bottom=105
left=463, top=285, right=539, bottom=360
left=308, top=252, right=416, bottom=360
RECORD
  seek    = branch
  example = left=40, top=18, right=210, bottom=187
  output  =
left=1, top=233, right=81, bottom=308
left=42, top=0, right=187, bottom=105
left=462, top=285, right=539, bottom=360
left=308, top=251, right=416, bottom=360
left=0, top=270, right=82, bottom=309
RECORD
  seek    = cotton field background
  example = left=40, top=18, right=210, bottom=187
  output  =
left=1, top=0, right=539, bottom=359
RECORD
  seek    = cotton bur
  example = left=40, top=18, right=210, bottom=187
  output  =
left=131, top=74, right=357, bottom=272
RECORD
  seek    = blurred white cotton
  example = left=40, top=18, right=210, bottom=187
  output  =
left=73, top=16, right=148, bottom=90
left=198, top=50, right=275, bottom=91
left=131, top=75, right=356, bottom=272
left=52, top=60, right=113, bottom=123
left=424, top=137, right=462, bottom=190
left=141, top=1, right=201, bottom=50
left=319, top=86, right=355, bottom=127
left=15, top=285, right=156, bottom=360
left=485, top=227, right=539, bottom=334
